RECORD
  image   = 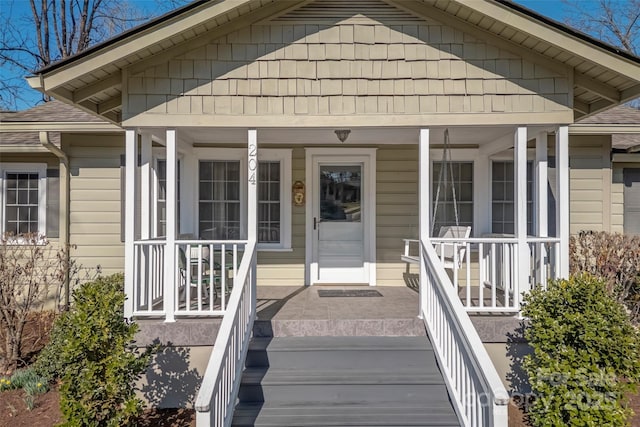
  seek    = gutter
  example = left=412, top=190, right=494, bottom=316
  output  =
left=39, top=131, right=71, bottom=310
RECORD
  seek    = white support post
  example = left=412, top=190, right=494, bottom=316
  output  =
left=555, top=126, right=570, bottom=278
left=419, top=129, right=430, bottom=318
left=140, top=133, right=152, bottom=240
left=535, top=132, right=548, bottom=286
left=515, top=127, right=530, bottom=301
left=124, top=129, right=138, bottom=319
left=181, top=151, right=197, bottom=236
left=248, top=130, right=258, bottom=314
left=164, top=129, right=177, bottom=322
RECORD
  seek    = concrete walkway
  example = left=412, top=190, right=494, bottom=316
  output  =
left=254, top=286, right=426, bottom=337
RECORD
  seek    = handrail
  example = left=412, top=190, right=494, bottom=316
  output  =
left=420, top=240, right=509, bottom=426
left=194, top=239, right=257, bottom=427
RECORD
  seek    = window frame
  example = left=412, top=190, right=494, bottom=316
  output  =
left=192, top=148, right=292, bottom=251
left=429, top=149, right=477, bottom=237
left=152, top=154, right=184, bottom=238
left=489, top=160, right=534, bottom=235
left=0, top=163, right=47, bottom=239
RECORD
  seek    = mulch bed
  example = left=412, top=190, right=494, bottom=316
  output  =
left=0, top=386, right=195, bottom=427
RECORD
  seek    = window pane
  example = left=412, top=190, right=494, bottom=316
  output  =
left=432, top=162, right=473, bottom=234
left=6, top=190, right=16, bottom=204
left=258, top=161, right=282, bottom=244
left=199, top=161, right=242, bottom=239
left=4, top=173, right=40, bottom=235
left=491, top=161, right=533, bottom=234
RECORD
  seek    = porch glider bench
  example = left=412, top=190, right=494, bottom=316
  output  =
left=402, top=226, right=472, bottom=268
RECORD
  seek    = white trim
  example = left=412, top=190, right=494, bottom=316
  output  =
left=247, top=130, right=257, bottom=242
left=515, top=127, right=530, bottom=298
left=304, top=147, right=377, bottom=286
left=140, top=133, right=152, bottom=240
left=556, top=126, right=570, bottom=278
left=419, top=129, right=430, bottom=317
left=164, top=129, right=177, bottom=323
left=535, top=132, right=549, bottom=238
left=0, top=163, right=48, bottom=239
left=124, top=129, right=137, bottom=319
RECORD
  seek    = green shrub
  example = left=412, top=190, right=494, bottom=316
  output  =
left=522, top=274, right=640, bottom=426
left=37, top=274, right=154, bottom=427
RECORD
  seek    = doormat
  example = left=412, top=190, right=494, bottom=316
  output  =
left=318, top=289, right=383, bottom=298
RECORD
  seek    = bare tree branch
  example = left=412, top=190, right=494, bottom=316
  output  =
left=0, top=0, right=190, bottom=109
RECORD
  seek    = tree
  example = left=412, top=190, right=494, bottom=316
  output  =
left=563, top=0, right=639, bottom=55
left=0, top=0, right=187, bottom=111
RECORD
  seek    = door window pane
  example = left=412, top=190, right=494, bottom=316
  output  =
left=320, top=165, right=362, bottom=222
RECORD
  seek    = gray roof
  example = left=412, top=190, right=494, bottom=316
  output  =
left=1, top=100, right=109, bottom=147
left=1, top=100, right=105, bottom=123
left=0, top=131, right=60, bottom=146
left=578, top=105, right=640, bottom=125
left=576, top=105, right=640, bottom=151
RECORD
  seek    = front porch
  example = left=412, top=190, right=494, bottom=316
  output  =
left=123, top=125, right=569, bottom=321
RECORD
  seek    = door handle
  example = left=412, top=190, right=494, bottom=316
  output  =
left=314, top=217, right=317, bottom=230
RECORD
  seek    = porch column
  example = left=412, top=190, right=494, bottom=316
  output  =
left=555, top=126, right=570, bottom=278
left=535, top=132, right=548, bottom=286
left=247, top=129, right=258, bottom=241
left=124, top=129, right=138, bottom=319
left=164, top=129, right=177, bottom=322
left=514, top=127, right=530, bottom=301
left=248, top=130, right=258, bottom=313
left=418, top=128, right=430, bottom=318
left=140, top=132, right=152, bottom=240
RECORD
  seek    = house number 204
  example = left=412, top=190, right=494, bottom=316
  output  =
left=248, top=144, right=257, bottom=185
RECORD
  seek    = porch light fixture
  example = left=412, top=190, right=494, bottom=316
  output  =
left=334, top=129, right=351, bottom=143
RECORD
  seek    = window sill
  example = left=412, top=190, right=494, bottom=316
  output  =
left=257, top=247, right=294, bottom=252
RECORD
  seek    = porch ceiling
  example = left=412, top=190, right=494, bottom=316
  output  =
left=27, top=0, right=640, bottom=124
left=151, top=124, right=550, bottom=146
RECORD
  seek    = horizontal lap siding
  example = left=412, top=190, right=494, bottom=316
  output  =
left=376, top=145, right=418, bottom=286
left=66, top=134, right=125, bottom=276
left=569, top=135, right=611, bottom=234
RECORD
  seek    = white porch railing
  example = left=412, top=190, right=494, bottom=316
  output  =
left=132, top=239, right=245, bottom=318
left=195, top=239, right=257, bottom=427
left=404, top=236, right=560, bottom=312
left=420, top=240, right=509, bottom=427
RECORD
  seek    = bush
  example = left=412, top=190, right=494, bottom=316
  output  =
left=36, top=274, right=154, bottom=427
left=522, top=274, right=640, bottom=426
left=0, top=234, right=71, bottom=373
left=570, top=231, right=640, bottom=322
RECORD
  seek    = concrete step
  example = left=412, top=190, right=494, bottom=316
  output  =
left=232, top=403, right=460, bottom=426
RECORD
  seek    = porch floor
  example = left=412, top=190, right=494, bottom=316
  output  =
left=253, top=286, right=426, bottom=337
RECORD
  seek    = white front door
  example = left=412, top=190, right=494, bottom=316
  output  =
left=306, top=150, right=376, bottom=285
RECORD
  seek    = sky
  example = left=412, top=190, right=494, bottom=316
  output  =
left=0, top=0, right=626, bottom=111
